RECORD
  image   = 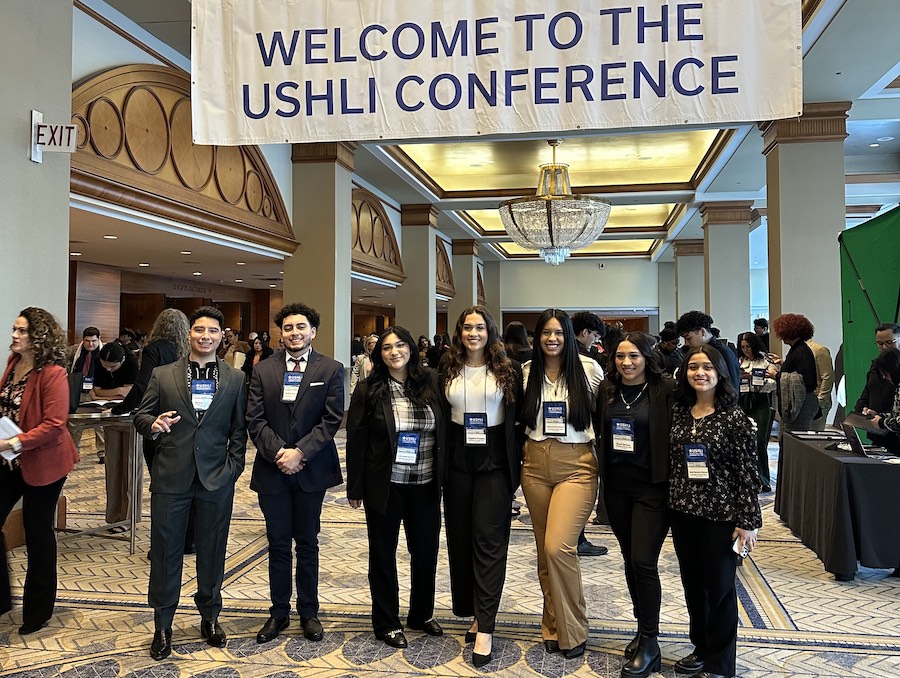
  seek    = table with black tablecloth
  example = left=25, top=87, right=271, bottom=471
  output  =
left=775, top=433, right=900, bottom=580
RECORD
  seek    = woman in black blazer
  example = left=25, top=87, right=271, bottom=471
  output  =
left=346, top=325, right=447, bottom=649
left=441, top=306, right=523, bottom=667
left=596, top=332, right=674, bottom=677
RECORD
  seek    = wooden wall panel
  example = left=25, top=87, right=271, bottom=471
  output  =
left=120, top=271, right=255, bottom=303
left=121, top=293, right=166, bottom=334
left=72, top=262, right=121, bottom=342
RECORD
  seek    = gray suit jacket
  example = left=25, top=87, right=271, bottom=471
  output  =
left=134, top=357, right=248, bottom=494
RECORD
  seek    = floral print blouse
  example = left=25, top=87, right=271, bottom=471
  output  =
left=668, top=404, right=762, bottom=530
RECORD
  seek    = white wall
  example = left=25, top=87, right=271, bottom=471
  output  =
left=500, top=258, right=659, bottom=311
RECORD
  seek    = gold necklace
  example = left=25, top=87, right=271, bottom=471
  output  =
left=690, top=406, right=714, bottom=436
left=620, top=382, right=648, bottom=409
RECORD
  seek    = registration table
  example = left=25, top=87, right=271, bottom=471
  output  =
left=64, top=410, right=143, bottom=554
left=775, top=433, right=900, bottom=580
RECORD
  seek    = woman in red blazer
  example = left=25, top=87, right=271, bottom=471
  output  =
left=0, top=307, right=79, bottom=635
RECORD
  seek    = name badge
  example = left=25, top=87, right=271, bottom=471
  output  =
left=684, top=443, right=710, bottom=481
left=611, top=417, right=635, bottom=453
left=543, top=401, right=567, bottom=436
left=739, top=375, right=750, bottom=394
left=282, top=372, right=303, bottom=402
left=395, top=431, right=421, bottom=464
left=191, top=379, right=216, bottom=411
left=82, top=376, right=94, bottom=391
left=464, top=412, right=488, bottom=446
left=751, top=368, right=766, bottom=387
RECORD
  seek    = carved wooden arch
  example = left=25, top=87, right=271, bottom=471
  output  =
left=436, top=240, right=455, bottom=298
left=351, top=189, right=405, bottom=283
left=477, top=268, right=486, bottom=306
left=70, top=65, right=296, bottom=253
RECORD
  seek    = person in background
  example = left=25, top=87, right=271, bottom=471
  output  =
left=350, top=334, right=378, bottom=394
left=654, top=327, right=683, bottom=377
left=68, top=326, right=104, bottom=461
left=242, top=334, right=274, bottom=383
left=426, top=334, right=445, bottom=371
left=806, top=337, right=834, bottom=431
left=520, top=309, right=604, bottom=659
left=770, top=314, right=820, bottom=433
left=503, top=321, right=533, bottom=364
left=0, top=307, right=79, bottom=635
left=753, top=318, right=770, bottom=351
left=220, top=329, right=247, bottom=369
left=864, top=348, right=900, bottom=453
left=417, top=335, right=431, bottom=366
left=260, top=330, right=271, bottom=348
left=675, top=311, right=741, bottom=390
left=856, top=323, right=900, bottom=453
left=350, top=333, right=365, bottom=363
left=596, top=332, right=674, bottom=678
left=737, top=332, right=777, bottom=493
left=668, top=345, right=761, bottom=678
left=441, top=307, right=523, bottom=666
left=346, top=326, right=446, bottom=649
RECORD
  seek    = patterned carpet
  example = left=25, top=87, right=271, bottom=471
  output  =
left=2, top=431, right=899, bottom=677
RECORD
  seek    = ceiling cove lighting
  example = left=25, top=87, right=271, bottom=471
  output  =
left=498, top=139, right=611, bottom=265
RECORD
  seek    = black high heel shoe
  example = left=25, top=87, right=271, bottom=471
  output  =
left=472, top=650, right=492, bottom=667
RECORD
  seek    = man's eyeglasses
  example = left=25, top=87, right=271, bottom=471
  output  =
left=876, top=339, right=900, bottom=348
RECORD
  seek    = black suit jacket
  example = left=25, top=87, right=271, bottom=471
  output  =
left=133, top=357, right=248, bottom=493
left=247, top=349, right=344, bottom=494
left=346, top=369, right=446, bottom=514
left=596, top=377, right=675, bottom=485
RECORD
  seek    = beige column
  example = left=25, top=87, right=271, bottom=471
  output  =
left=674, top=240, right=705, bottom=318
left=288, top=142, right=355, bottom=365
left=482, top=260, right=502, bottom=320
left=395, top=204, right=438, bottom=338
left=1, top=0, right=72, bottom=326
left=759, top=102, right=849, bottom=359
left=657, top=262, right=676, bottom=326
left=448, top=240, right=479, bottom=327
left=701, top=201, right=753, bottom=343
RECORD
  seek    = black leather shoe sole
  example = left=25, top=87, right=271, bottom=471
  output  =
left=256, top=616, right=289, bottom=643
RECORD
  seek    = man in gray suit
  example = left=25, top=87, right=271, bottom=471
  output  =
left=134, top=306, right=247, bottom=661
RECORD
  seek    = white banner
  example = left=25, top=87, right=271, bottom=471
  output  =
left=191, top=0, right=802, bottom=145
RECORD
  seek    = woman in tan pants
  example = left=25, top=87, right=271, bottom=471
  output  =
left=520, top=309, right=604, bottom=659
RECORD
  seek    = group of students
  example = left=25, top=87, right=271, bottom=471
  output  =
left=345, top=305, right=761, bottom=678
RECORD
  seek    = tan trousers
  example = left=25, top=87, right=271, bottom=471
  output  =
left=521, top=438, right=598, bottom=650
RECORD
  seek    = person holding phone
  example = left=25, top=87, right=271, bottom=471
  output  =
left=668, top=345, right=761, bottom=678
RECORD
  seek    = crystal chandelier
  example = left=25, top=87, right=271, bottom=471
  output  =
left=498, top=140, right=611, bottom=265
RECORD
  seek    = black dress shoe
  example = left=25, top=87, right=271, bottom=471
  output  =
left=408, top=618, right=443, bottom=636
left=624, top=631, right=642, bottom=660
left=150, top=628, right=172, bottom=661
left=544, top=639, right=560, bottom=653
left=201, top=619, right=227, bottom=647
left=257, top=616, right=289, bottom=643
left=695, top=673, right=731, bottom=678
left=577, top=541, right=609, bottom=556
left=376, top=628, right=408, bottom=648
left=562, top=641, right=586, bottom=659
left=674, top=651, right=704, bottom=674
left=18, top=619, right=49, bottom=635
left=300, top=615, right=324, bottom=641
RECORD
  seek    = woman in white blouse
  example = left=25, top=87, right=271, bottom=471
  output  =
left=520, top=309, right=604, bottom=659
left=442, top=306, right=523, bottom=667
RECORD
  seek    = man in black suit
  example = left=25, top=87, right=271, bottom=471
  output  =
left=134, top=306, right=247, bottom=661
left=247, top=302, right=344, bottom=644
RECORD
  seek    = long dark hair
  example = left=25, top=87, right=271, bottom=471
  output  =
left=737, top=331, right=767, bottom=361
left=503, top=321, right=530, bottom=354
left=873, top=347, right=900, bottom=385
left=366, top=325, right=434, bottom=407
left=606, top=332, right=664, bottom=396
left=674, top=345, right=737, bottom=409
left=522, top=309, right=592, bottom=431
left=443, top=306, right=518, bottom=403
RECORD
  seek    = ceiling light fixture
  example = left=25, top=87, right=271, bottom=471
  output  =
left=103, top=235, right=118, bottom=240
left=498, top=139, right=611, bottom=265
left=869, top=143, right=880, bottom=148
left=876, top=136, right=894, bottom=142
left=269, top=284, right=276, bottom=288
left=236, top=261, right=246, bottom=265
left=180, top=251, right=192, bottom=255
left=70, top=252, right=82, bottom=256
left=193, top=271, right=202, bottom=276
left=235, top=279, right=243, bottom=283
left=139, top=262, right=150, bottom=267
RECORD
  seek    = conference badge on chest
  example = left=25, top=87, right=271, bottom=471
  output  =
left=395, top=432, right=421, bottom=465
left=543, top=401, right=567, bottom=436
left=684, top=443, right=710, bottom=481
left=611, top=417, right=635, bottom=453
left=464, top=412, right=488, bottom=447
left=282, top=372, right=302, bottom=402
left=191, top=379, right=216, bottom=411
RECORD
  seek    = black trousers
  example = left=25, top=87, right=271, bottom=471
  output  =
left=364, top=481, right=440, bottom=635
left=604, top=464, right=669, bottom=636
left=670, top=510, right=739, bottom=677
left=0, top=467, right=65, bottom=627
left=444, top=463, right=512, bottom=634
left=149, top=478, right=235, bottom=629
left=259, top=485, right=327, bottom=618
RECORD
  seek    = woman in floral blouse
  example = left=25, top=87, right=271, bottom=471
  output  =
left=668, top=345, right=761, bottom=678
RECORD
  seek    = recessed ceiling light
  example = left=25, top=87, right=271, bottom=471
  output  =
left=876, top=136, right=894, bottom=142
left=103, top=235, right=117, bottom=240
left=139, top=262, right=150, bottom=267
left=235, top=279, right=243, bottom=283
left=278, top=270, right=284, bottom=274
left=269, top=284, right=276, bottom=288
left=193, top=271, right=202, bottom=276
left=180, top=251, right=192, bottom=255
left=362, top=287, right=368, bottom=291
left=236, top=261, right=246, bottom=266
left=70, top=252, right=82, bottom=256
left=869, top=143, right=880, bottom=148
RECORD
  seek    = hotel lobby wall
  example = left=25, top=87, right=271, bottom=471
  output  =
left=1, top=0, right=73, bottom=328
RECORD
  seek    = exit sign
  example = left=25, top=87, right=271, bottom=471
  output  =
left=30, top=110, right=78, bottom=163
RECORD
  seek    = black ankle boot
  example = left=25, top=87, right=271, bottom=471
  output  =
left=624, top=631, right=642, bottom=659
left=621, top=633, right=660, bottom=678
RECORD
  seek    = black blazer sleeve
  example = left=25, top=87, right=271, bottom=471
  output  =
left=113, top=340, right=177, bottom=415
left=345, top=380, right=371, bottom=502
